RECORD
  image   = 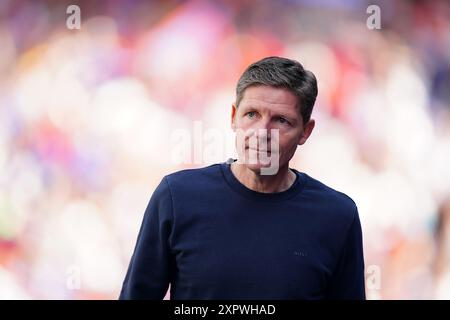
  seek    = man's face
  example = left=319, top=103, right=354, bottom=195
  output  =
left=231, top=85, right=314, bottom=174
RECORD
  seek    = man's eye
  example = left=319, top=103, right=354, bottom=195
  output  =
left=246, top=111, right=256, bottom=118
left=277, top=117, right=290, bottom=125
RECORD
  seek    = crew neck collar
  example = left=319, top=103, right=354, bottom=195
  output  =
left=220, top=158, right=307, bottom=202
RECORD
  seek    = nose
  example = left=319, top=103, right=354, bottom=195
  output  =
left=257, top=116, right=272, bottom=131
left=247, top=119, right=272, bottom=150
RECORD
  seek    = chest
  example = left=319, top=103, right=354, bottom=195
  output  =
left=170, top=206, right=335, bottom=298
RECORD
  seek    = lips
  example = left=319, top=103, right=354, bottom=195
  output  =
left=247, top=147, right=271, bottom=153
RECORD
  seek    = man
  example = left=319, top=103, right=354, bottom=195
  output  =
left=119, top=56, right=366, bottom=299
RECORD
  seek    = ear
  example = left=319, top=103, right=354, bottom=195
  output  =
left=298, top=119, right=315, bottom=145
left=231, top=103, right=237, bottom=132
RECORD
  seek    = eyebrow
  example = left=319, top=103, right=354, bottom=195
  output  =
left=241, top=105, right=298, bottom=121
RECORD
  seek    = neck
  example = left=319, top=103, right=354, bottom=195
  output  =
left=230, top=161, right=296, bottom=193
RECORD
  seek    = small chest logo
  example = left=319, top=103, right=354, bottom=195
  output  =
left=293, top=250, right=308, bottom=257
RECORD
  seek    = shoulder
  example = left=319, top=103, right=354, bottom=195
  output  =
left=165, top=163, right=221, bottom=182
left=302, top=173, right=358, bottom=221
left=162, top=163, right=223, bottom=192
left=147, top=164, right=223, bottom=214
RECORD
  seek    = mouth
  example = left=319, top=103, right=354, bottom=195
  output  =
left=247, top=147, right=271, bottom=153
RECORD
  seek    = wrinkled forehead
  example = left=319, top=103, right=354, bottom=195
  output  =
left=240, top=85, right=297, bottom=105
left=239, top=86, right=300, bottom=119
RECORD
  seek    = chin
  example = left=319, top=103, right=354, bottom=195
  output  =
left=243, top=162, right=267, bottom=171
left=238, top=150, right=280, bottom=174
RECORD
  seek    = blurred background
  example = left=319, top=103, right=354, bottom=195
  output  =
left=0, top=0, right=450, bottom=299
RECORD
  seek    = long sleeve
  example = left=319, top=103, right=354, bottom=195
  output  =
left=325, top=205, right=366, bottom=299
left=119, top=177, right=174, bottom=299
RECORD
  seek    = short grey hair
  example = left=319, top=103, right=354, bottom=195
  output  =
left=235, top=56, right=318, bottom=125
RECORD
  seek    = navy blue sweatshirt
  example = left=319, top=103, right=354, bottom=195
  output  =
left=119, top=160, right=366, bottom=300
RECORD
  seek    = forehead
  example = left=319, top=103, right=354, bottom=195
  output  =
left=240, top=86, right=299, bottom=114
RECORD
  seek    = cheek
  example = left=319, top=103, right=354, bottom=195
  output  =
left=240, top=117, right=255, bottom=130
left=234, top=117, right=248, bottom=130
left=277, top=132, right=301, bottom=152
